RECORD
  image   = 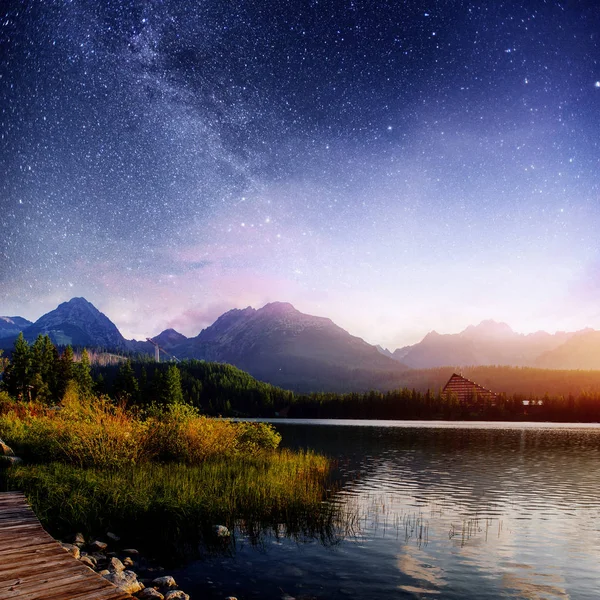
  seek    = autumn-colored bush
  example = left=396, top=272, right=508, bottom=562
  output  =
left=0, top=385, right=281, bottom=468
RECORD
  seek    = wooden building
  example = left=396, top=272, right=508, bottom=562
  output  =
left=442, top=373, right=498, bottom=405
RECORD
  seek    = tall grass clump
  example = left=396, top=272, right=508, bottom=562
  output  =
left=6, top=451, right=341, bottom=561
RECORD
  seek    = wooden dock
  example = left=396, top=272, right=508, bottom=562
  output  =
left=0, top=492, right=132, bottom=599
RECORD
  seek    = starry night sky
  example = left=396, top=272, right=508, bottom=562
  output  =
left=1, top=1, right=599, bottom=348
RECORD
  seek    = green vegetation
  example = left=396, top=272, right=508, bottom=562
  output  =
left=287, top=387, right=600, bottom=421
left=397, top=365, right=600, bottom=398
left=4, top=334, right=600, bottom=424
left=0, top=335, right=341, bottom=557
left=7, top=453, right=338, bottom=561
left=0, top=385, right=281, bottom=468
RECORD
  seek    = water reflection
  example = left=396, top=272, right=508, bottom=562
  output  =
left=174, top=422, right=600, bottom=599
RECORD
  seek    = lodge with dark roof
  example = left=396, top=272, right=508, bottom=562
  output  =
left=442, top=373, right=498, bottom=405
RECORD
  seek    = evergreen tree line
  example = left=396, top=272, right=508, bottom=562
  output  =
left=94, top=359, right=295, bottom=415
left=1, top=333, right=94, bottom=402
left=287, top=389, right=600, bottom=421
left=0, top=334, right=292, bottom=414
left=2, top=335, right=600, bottom=421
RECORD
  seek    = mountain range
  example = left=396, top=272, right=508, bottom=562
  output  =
left=1, top=298, right=599, bottom=392
left=381, top=319, right=592, bottom=370
left=0, top=316, right=33, bottom=339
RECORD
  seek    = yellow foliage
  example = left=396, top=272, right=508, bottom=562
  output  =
left=0, top=386, right=280, bottom=468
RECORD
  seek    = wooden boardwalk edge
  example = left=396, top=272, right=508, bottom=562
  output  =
left=0, top=491, right=133, bottom=600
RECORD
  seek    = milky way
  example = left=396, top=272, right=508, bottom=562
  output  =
left=1, top=1, right=599, bottom=347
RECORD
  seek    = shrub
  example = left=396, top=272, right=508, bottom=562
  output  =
left=235, top=421, right=282, bottom=453
left=0, top=387, right=282, bottom=468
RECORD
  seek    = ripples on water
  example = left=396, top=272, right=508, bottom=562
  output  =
left=173, top=421, right=600, bottom=599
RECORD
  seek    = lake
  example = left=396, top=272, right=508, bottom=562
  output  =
left=172, top=420, right=600, bottom=599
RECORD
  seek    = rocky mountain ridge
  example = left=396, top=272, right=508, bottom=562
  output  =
left=382, top=319, right=593, bottom=369
left=3, top=300, right=600, bottom=383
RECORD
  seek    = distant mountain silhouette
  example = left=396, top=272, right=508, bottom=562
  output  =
left=390, top=320, right=580, bottom=368
left=151, top=328, right=188, bottom=350
left=17, top=297, right=130, bottom=349
left=375, top=345, right=393, bottom=358
left=535, top=330, right=600, bottom=369
left=3, top=298, right=600, bottom=390
left=0, top=316, right=33, bottom=339
left=173, top=301, right=408, bottom=391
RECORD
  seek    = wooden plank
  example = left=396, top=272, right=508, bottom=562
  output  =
left=0, top=492, right=133, bottom=600
left=0, top=553, right=86, bottom=575
left=0, top=564, right=92, bottom=594
left=0, top=571, right=96, bottom=597
left=0, top=532, right=53, bottom=549
left=0, top=541, right=59, bottom=557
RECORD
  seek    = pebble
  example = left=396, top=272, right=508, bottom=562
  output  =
left=103, top=569, right=143, bottom=594
left=138, top=588, right=165, bottom=600
left=213, top=525, right=230, bottom=538
left=0, top=440, right=15, bottom=456
left=108, top=557, right=126, bottom=573
left=164, top=591, right=190, bottom=600
left=152, top=575, right=177, bottom=590
left=89, top=540, right=108, bottom=551
left=60, top=543, right=80, bottom=560
left=79, top=556, right=96, bottom=569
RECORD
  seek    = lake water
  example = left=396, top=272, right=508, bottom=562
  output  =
left=172, top=420, right=600, bottom=599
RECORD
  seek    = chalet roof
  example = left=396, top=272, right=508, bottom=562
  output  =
left=442, top=373, right=497, bottom=402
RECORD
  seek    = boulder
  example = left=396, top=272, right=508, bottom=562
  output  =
left=123, top=556, right=135, bottom=567
left=89, top=540, right=108, bottom=552
left=123, top=548, right=140, bottom=555
left=60, top=543, right=80, bottom=560
left=103, top=570, right=143, bottom=594
left=0, top=456, right=22, bottom=468
left=107, top=532, right=120, bottom=542
left=73, top=532, right=86, bottom=546
left=213, top=525, right=230, bottom=538
left=138, top=589, right=165, bottom=600
left=0, top=440, right=15, bottom=456
left=164, top=592, right=190, bottom=600
left=108, top=557, right=126, bottom=573
left=152, top=575, right=177, bottom=590
left=90, top=552, right=108, bottom=564
left=79, top=556, right=96, bottom=569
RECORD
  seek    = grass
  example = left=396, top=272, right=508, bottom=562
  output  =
left=6, top=452, right=340, bottom=561
left=0, top=386, right=345, bottom=560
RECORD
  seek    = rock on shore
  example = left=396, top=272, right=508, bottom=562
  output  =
left=61, top=533, right=195, bottom=600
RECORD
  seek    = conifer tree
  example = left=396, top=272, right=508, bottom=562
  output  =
left=57, top=345, right=75, bottom=399
left=161, top=364, right=184, bottom=406
left=114, top=360, right=139, bottom=402
left=30, top=335, right=59, bottom=403
left=4, top=333, right=32, bottom=400
left=94, top=372, right=106, bottom=396
left=0, top=349, right=7, bottom=376
left=75, top=349, right=94, bottom=398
